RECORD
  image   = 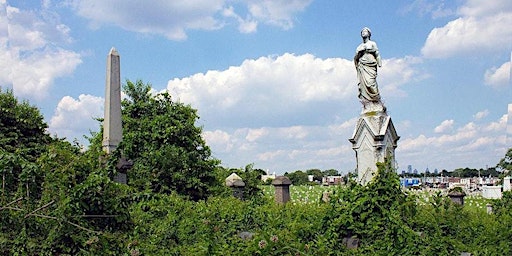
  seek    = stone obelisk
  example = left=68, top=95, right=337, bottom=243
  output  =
left=102, top=47, right=122, bottom=154
left=102, top=48, right=131, bottom=184
left=349, top=27, right=399, bottom=185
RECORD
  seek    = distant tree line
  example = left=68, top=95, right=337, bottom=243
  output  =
left=283, top=169, right=341, bottom=185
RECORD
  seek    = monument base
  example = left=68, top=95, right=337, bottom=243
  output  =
left=349, top=110, right=399, bottom=185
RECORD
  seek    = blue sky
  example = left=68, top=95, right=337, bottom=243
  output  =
left=1, top=0, right=511, bottom=174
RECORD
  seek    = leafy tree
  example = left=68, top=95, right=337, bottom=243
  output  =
left=120, top=80, right=220, bottom=200
left=497, top=148, right=512, bottom=174
left=322, top=169, right=340, bottom=177
left=0, top=89, right=51, bottom=161
left=306, top=169, right=323, bottom=182
left=284, top=170, right=309, bottom=185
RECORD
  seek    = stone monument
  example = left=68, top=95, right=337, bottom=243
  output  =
left=103, top=47, right=122, bottom=154
left=349, top=28, right=399, bottom=185
left=102, top=47, right=131, bottom=183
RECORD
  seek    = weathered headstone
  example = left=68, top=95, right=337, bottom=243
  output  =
left=225, top=173, right=245, bottom=199
left=272, top=176, right=291, bottom=204
left=503, top=176, right=511, bottom=192
left=342, top=237, right=360, bottom=249
left=486, top=203, right=493, bottom=214
left=448, top=188, right=466, bottom=206
left=349, top=27, right=399, bottom=185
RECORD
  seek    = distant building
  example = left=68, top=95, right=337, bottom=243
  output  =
left=261, top=171, right=276, bottom=183
left=322, top=176, right=344, bottom=186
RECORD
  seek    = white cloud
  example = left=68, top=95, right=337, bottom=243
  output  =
left=422, top=0, right=512, bottom=58
left=71, top=0, right=312, bottom=39
left=473, top=110, right=489, bottom=120
left=2, top=3, right=81, bottom=99
left=434, top=119, right=454, bottom=133
left=48, top=94, right=104, bottom=142
left=11, top=48, right=81, bottom=98
left=401, top=0, right=456, bottom=19
left=484, top=61, right=511, bottom=89
left=245, top=0, right=312, bottom=30
left=202, top=122, right=354, bottom=172
left=167, top=53, right=421, bottom=128
left=397, top=114, right=508, bottom=171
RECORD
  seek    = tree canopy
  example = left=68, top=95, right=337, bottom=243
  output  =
left=119, top=80, right=220, bottom=200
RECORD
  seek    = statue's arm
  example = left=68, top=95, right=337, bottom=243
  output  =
left=370, top=42, right=382, bottom=67
left=375, top=50, right=382, bottom=67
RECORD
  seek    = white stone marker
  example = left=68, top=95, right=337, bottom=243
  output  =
left=102, top=47, right=122, bottom=154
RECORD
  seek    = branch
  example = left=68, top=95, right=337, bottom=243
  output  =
left=0, top=197, right=24, bottom=210
left=24, top=200, right=55, bottom=218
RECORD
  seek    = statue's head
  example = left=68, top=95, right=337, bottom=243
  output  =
left=361, top=27, right=371, bottom=38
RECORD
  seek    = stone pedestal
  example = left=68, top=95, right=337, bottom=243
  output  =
left=225, top=173, right=245, bottom=200
left=272, top=176, right=291, bottom=204
left=349, top=111, right=399, bottom=185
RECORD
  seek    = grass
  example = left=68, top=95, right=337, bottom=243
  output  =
left=261, top=185, right=493, bottom=212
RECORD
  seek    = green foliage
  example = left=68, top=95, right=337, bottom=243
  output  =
left=0, top=89, right=51, bottom=160
left=285, top=170, right=309, bottom=185
left=497, top=148, right=512, bottom=174
left=321, top=160, right=418, bottom=255
left=121, top=80, right=220, bottom=200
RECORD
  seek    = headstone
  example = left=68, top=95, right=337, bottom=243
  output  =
left=322, top=191, right=331, bottom=203
left=238, top=231, right=254, bottom=241
left=342, top=237, right=360, bottom=249
left=272, top=176, right=291, bottom=204
left=349, top=27, right=399, bottom=185
left=225, top=173, right=245, bottom=199
left=448, top=189, right=466, bottom=205
left=486, top=203, right=493, bottom=214
left=503, top=176, right=511, bottom=192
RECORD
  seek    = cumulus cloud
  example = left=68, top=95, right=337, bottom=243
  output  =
left=397, top=113, right=507, bottom=170
left=202, top=123, right=354, bottom=172
left=401, top=0, right=456, bottom=19
left=421, top=0, right=512, bottom=58
left=434, top=119, right=454, bottom=133
left=473, top=110, right=489, bottom=120
left=2, top=3, right=81, bottom=99
left=71, top=0, right=312, bottom=39
left=167, top=53, right=422, bottom=128
left=484, top=61, right=511, bottom=89
left=48, top=94, right=104, bottom=142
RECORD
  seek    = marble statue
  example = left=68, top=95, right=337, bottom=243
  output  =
left=354, top=27, right=384, bottom=112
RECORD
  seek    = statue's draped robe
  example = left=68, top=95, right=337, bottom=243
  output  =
left=356, top=51, right=380, bottom=102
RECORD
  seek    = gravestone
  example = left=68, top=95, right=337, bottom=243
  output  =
left=272, top=176, right=291, bottom=204
left=225, top=173, right=245, bottom=199
left=349, top=27, right=399, bottom=185
left=486, top=203, right=493, bottom=214
left=448, top=189, right=465, bottom=205
left=503, top=176, right=511, bottom=191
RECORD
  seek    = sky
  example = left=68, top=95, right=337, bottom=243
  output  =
left=1, top=0, right=511, bottom=175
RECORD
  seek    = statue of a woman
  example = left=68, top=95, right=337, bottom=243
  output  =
left=354, top=27, right=383, bottom=110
